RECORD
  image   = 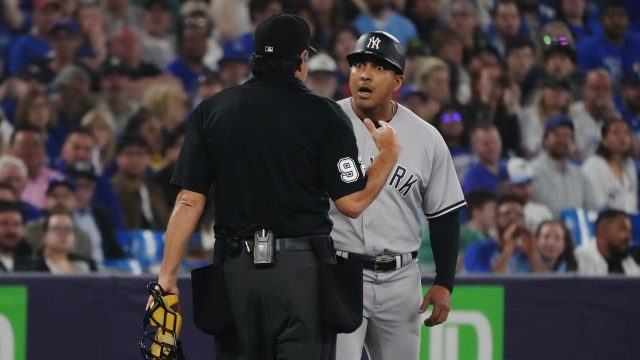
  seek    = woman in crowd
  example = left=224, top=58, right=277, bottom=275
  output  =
left=36, top=211, right=95, bottom=274
left=14, top=89, right=61, bottom=160
left=518, top=77, right=572, bottom=158
left=414, top=56, right=452, bottom=123
left=582, top=118, right=638, bottom=213
left=532, top=219, right=577, bottom=273
left=124, top=108, right=165, bottom=172
left=141, top=83, right=188, bottom=135
left=80, top=107, right=118, bottom=175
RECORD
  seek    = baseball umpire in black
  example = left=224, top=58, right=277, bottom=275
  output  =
left=154, top=13, right=401, bottom=360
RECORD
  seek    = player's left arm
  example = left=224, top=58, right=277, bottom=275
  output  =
left=419, top=131, right=466, bottom=327
left=419, top=209, right=460, bottom=327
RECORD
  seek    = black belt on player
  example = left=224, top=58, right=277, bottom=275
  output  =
left=335, top=250, right=418, bottom=272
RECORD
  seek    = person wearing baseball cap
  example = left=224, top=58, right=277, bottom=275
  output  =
left=531, top=114, right=598, bottom=216
left=7, top=0, right=61, bottom=75
left=329, top=30, right=465, bottom=360
left=617, top=71, right=640, bottom=134
left=505, top=157, right=553, bottom=231
left=153, top=13, right=401, bottom=359
left=306, top=53, right=343, bottom=100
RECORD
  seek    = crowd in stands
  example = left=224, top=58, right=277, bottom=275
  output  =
left=0, top=0, right=639, bottom=276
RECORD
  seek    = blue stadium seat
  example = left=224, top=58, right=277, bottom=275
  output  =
left=560, top=208, right=640, bottom=247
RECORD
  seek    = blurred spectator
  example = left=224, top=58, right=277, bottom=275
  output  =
left=218, top=36, right=252, bottom=87
left=569, top=69, right=618, bottom=158
left=77, top=1, right=108, bottom=71
left=53, top=64, right=95, bottom=134
left=141, top=83, right=188, bottom=135
left=518, top=76, right=572, bottom=157
left=67, top=161, right=123, bottom=262
left=108, top=26, right=162, bottom=79
left=194, top=73, right=224, bottom=106
left=532, top=219, right=577, bottom=272
left=306, top=53, right=343, bottom=100
left=0, top=200, right=34, bottom=272
left=421, top=189, right=496, bottom=273
left=414, top=56, right=451, bottom=122
left=0, top=156, right=41, bottom=222
left=448, top=0, right=487, bottom=60
left=464, top=44, right=501, bottom=76
left=539, top=20, right=575, bottom=48
left=518, top=0, right=555, bottom=48
left=8, top=126, right=63, bottom=209
left=462, top=124, right=506, bottom=194
left=8, top=0, right=62, bottom=75
left=405, top=0, right=446, bottom=42
left=331, top=25, right=359, bottom=87
left=104, top=0, right=140, bottom=36
left=582, top=118, right=637, bottom=212
left=616, top=72, right=640, bottom=141
left=167, top=15, right=215, bottom=96
left=398, top=85, right=427, bottom=121
left=430, top=27, right=471, bottom=104
left=432, top=104, right=473, bottom=180
left=151, top=122, right=186, bottom=210
left=24, top=179, right=92, bottom=260
left=464, top=64, right=523, bottom=156
left=139, top=0, right=175, bottom=70
left=308, top=0, right=349, bottom=50
left=351, top=0, right=418, bottom=45
left=487, top=0, right=527, bottom=58
left=0, top=110, right=12, bottom=151
left=505, top=36, right=538, bottom=105
left=35, top=211, right=94, bottom=274
left=575, top=209, right=640, bottom=275
left=505, top=157, right=553, bottom=231
left=56, top=128, right=124, bottom=228
left=577, top=1, right=640, bottom=85
left=13, top=88, right=63, bottom=160
left=111, top=135, right=169, bottom=230
left=542, top=44, right=583, bottom=100
left=100, top=57, right=138, bottom=129
left=80, top=108, right=118, bottom=174
left=25, top=20, right=84, bottom=86
left=531, top=115, right=597, bottom=215
left=554, top=0, right=600, bottom=44
left=124, top=108, right=165, bottom=171
left=182, top=0, right=222, bottom=72
left=464, top=194, right=532, bottom=273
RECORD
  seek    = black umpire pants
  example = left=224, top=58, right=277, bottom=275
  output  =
left=217, top=248, right=336, bottom=360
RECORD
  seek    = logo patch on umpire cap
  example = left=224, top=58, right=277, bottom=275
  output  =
left=265, top=46, right=274, bottom=53
left=367, top=37, right=381, bottom=50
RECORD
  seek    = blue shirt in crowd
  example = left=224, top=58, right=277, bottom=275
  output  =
left=577, top=33, right=640, bottom=85
left=7, top=34, right=51, bottom=75
left=166, top=59, right=215, bottom=96
left=461, top=162, right=507, bottom=195
left=463, top=238, right=531, bottom=273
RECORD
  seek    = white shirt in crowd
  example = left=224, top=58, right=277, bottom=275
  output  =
left=581, top=155, right=638, bottom=213
left=575, top=241, right=640, bottom=276
left=569, top=101, right=603, bottom=157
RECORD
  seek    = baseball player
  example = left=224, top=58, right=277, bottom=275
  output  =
left=329, top=31, right=466, bottom=359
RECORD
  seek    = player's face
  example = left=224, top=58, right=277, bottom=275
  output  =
left=349, top=58, right=403, bottom=111
left=536, top=222, right=566, bottom=264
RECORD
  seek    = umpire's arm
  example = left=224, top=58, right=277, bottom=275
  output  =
left=157, top=189, right=207, bottom=295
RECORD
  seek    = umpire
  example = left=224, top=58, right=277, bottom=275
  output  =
left=154, top=14, right=401, bottom=360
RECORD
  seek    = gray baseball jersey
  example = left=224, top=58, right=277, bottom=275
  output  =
left=329, top=98, right=466, bottom=255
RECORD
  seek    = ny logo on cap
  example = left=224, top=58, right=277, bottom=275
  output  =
left=367, top=37, right=381, bottom=50
left=265, top=46, right=274, bottom=53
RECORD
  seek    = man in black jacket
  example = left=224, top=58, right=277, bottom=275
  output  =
left=0, top=200, right=35, bottom=272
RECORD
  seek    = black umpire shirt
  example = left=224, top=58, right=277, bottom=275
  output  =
left=170, top=72, right=366, bottom=238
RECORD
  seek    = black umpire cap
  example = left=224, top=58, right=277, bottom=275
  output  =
left=253, top=13, right=316, bottom=59
left=347, top=31, right=406, bottom=74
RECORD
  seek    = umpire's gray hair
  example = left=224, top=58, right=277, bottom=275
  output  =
left=0, top=155, right=28, bottom=180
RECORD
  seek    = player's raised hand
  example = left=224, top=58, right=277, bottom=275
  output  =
left=418, top=284, right=451, bottom=327
left=363, top=118, right=401, bottom=160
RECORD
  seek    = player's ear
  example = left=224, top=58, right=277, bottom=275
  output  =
left=393, top=74, right=404, bottom=92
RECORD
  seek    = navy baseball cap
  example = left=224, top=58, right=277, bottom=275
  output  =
left=219, top=36, right=253, bottom=65
left=253, top=13, right=316, bottom=59
left=50, top=20, right=80, bottom=36
left=544, top=114, right=574, bottom=136
left=620, top=71, right=640, bottom=87
left=46, top=179, right=76, bottom=195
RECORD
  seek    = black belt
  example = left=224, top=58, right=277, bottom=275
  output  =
left=335, top=250, right=418, bottom=272
left=241, top=235, right=328, bottom=254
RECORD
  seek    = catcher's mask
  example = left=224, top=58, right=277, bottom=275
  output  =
left=140, top=282, right=185, bottom=360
